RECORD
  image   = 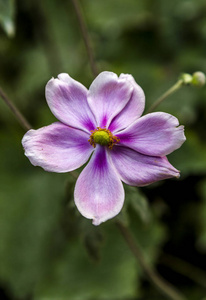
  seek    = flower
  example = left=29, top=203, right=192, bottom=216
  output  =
left=22, top=72, right=186, bottom=225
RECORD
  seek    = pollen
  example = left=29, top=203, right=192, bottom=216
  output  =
left=88, top=127, right=120, bottom=149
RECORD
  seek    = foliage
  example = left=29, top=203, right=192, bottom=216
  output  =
left=0, top=0, right=15, bottom=37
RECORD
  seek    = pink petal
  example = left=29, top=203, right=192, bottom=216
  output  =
left=111, top=146, right=180, bottom=186
left=117, top=112, right=186, bottom=156
left=109, top=74, right=145, bottom=132
left=74, top=145, right=124, bottom=225
left=22, top=122, right=93, bottom=173
left=46, top=73, right=96, bottom=133
left=87, top=71, right=133, bottom=128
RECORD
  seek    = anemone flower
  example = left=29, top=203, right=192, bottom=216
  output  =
left=22, top=72, right=186, bottom=225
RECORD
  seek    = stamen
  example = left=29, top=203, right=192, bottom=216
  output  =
left=88, top=127, right=120, bottom=149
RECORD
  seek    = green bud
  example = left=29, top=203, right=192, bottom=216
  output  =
left=180, top=73, right=193, bottom=85
left=192, top=71, right=206, bottom=87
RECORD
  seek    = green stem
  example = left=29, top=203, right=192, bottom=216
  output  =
left=71, top=0, right=98, bottom=77
left=116, top=221, right=187, bottom=300
left=147, top=79, right=184, bottom=113
left=0, top=86, right=32, bottom=131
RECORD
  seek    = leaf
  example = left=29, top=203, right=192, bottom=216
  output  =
left=0, top=171, right=69, bottom=298
left=0, top=0, right=15, bottom=37
left=127, top=185, right=151, bottom=223
left=119, top=185, right=151, bottom=226
left=169, top=129, right=206, bottom=176
left=35, top=222, right=139, bottom=300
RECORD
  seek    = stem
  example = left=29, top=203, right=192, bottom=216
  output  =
left=116, top=221, right=187, bottom=300
left=0, top=87, right=32, bottom=131
left=147, top=79, right=183, bottom=113
left=71, top=0, right=98, bottom=77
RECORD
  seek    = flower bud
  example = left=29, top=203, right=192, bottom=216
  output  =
left=192, top=72, right=206, bottom=87
left=180, top=73, right=193, bottom=85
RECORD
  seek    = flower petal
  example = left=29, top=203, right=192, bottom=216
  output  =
left=111, top=146, right=180, bottom=186
left=74, top=145, right=124, bottom=225
left=117, top=112, right=186, bottom=156
left=46, top=73, right=96, bottom=133
left=87, top=71, right=133, bottom=128
left=109, top=74, right=145, bottom=132
left=22, top=122, right=93, bottom=173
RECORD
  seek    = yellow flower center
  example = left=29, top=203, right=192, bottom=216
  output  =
left=89, top=127, right=120, bottom=149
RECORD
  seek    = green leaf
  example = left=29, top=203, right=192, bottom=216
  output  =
left=126, top=185, right=151, bottom=223
left=35, top=222, right=139, bottom=300
left=169, top=129, right=206, bottom=176
left=0, top=171, right=69, bottom=298
left=0, top=0, right=15, bottom=37
left=118, top=185, right=151, bottom=226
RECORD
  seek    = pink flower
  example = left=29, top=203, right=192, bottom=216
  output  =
left=22, top=72, right=186, bottom=225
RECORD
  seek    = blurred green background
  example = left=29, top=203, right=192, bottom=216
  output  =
left=0, top=0, right=206, bottom=299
